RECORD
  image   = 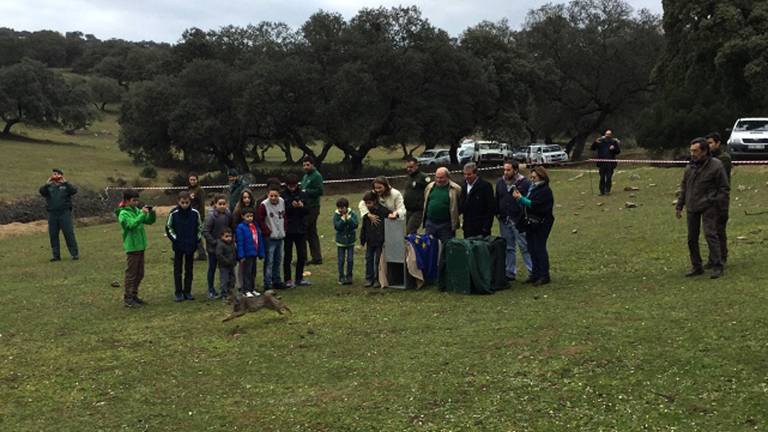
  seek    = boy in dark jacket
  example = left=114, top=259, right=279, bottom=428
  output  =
left=281, top=174, right=310, bottom=287
left=360, top=191, right=390, bottom=288
left=333, top=197, right=359, bottom=285
left=166, top=191, right=203, bottom=302
left=235, top=209, right=265, bottom=294
left=203, top=194, right=231, bottom=299
left=215, top=227, right=237, bottom=302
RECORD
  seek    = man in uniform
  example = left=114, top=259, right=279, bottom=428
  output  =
left=39, top=168, right=79, bottom=261
left=301, top=156, right=324, bottom=265
left=403, top=156, right=430, bottom=234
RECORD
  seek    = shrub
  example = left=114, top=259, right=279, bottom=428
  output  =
left=140, top=166, right=158, bottom=179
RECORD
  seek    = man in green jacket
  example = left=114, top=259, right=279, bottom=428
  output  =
left=39, top=168, right=79, bottom=261
left=227, top=169, right=247, bottom=212
left=301, top=156, right=324, bottom=265
left=706, top=132, right=732, bottom=266
left=403, top=156, right=431, bottom=234
left=116, top=189, right=157, bottom=308
left=187, top=173, right=207, bottom=260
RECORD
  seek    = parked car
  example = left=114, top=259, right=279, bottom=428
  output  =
left=417, top=149, right=451, bottom=166
left=457, top=147, right=476, bottom=164
left=727, top=118, right=768, bottom=159
left=476, top=141, right=514, bottom=163
left=513, top=146, right=529, bottom=162
left=525, top=144, right=569, bottom=165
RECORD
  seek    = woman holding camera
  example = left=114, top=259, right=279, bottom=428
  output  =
left=513, top=166, right=555, bottom=285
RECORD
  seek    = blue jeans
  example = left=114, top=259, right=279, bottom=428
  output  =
left=337, top=245, right=354, bottom=281
left=526, top=221, right=553, bottom=281
left=424, top=219, right=455, bottom=244
left=264, top=238, right=283, bottom=288
left=207, top=254, right=218, bottom=294
left=499, top=219, right=533, bottom=278
left=365, top=245, right=382, bottom=283
left=219, top=266, right=234, bottom=297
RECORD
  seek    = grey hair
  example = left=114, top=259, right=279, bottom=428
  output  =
left=463, top=162, right=478, bottom=173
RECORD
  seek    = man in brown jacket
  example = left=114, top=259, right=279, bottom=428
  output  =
left=675, top=137, right=730, bottom=279
left=422, top=167, right=462, bottom=243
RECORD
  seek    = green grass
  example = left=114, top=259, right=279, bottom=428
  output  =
left=2, top=165, right=768, bottom=431
left=0, top=114, right=414, bottom=202
left=0, top=114, right=175, bottom=201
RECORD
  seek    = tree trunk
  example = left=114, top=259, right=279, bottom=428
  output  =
left=232, top=147, right=249, bottom=173
left=568, top=111, right=610, bottom=161
left=568, top=132, right=590, bottom=161
left=279, top=143, right=294, bottom=164
left=2, top=119, right=19, bottom=135
left=400, top=142, right=409, bottom=159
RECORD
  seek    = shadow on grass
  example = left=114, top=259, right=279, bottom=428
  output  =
left=0, top=132, right=91, bottom=148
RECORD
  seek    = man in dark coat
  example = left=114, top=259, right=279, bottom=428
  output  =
left=403, top=156, right=431, bottom=234
left=459, top=162, right=495, bottom=238
left=39, top=168, right=79, bottom=261
left=676, top=137, right=730, bottom=279
left=281, top=174, right=311, bottom=287
left=706, top=132, right=732, bottom=266
left=591, top=129, right=621, bottom=195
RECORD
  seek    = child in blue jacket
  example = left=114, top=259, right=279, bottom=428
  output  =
left=235, top=208, right=265, bottom=294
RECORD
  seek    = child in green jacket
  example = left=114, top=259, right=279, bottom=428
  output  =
left=116, top=189, right=156, bottom=308
left=333, top=197, right=358, bottom=285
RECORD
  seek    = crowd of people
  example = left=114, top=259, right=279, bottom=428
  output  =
left=36, top=129, right=735, bottom=307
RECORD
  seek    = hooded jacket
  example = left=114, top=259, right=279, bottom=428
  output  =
left=333, top=210, right=359, bottom=246
left=115, top=203, right=157, bottom=253
left=203, top=208, right=232, bottom=253
left=236, top=221, right=265, bottom=259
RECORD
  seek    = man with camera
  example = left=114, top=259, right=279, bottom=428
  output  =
left=39, top=168, right=79, bottom=261
left=496, top=159, right=533, bottom=281
left=591, top=129, right=621, bottom=195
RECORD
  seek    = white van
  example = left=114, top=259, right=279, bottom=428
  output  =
left=525, top=144, right=569, bottom=165
left=727, top=118, right=768, bottom=159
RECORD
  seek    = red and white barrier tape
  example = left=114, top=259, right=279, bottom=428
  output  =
left=102, top=164, right=509, bottom=193
left=102, top=158, right=768, bottom=194
left=588, top=158, right=768, bottom=165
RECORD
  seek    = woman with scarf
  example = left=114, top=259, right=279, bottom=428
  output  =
left=513, top=166, right=555, bottom=285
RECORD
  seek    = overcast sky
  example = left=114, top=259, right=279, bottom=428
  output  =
left=2, top=0, right=663, bottom=43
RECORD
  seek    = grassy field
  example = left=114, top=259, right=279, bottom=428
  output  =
left=0, top=114, right=176, bottom=201
left=2, top=164, right=767, bottom=431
